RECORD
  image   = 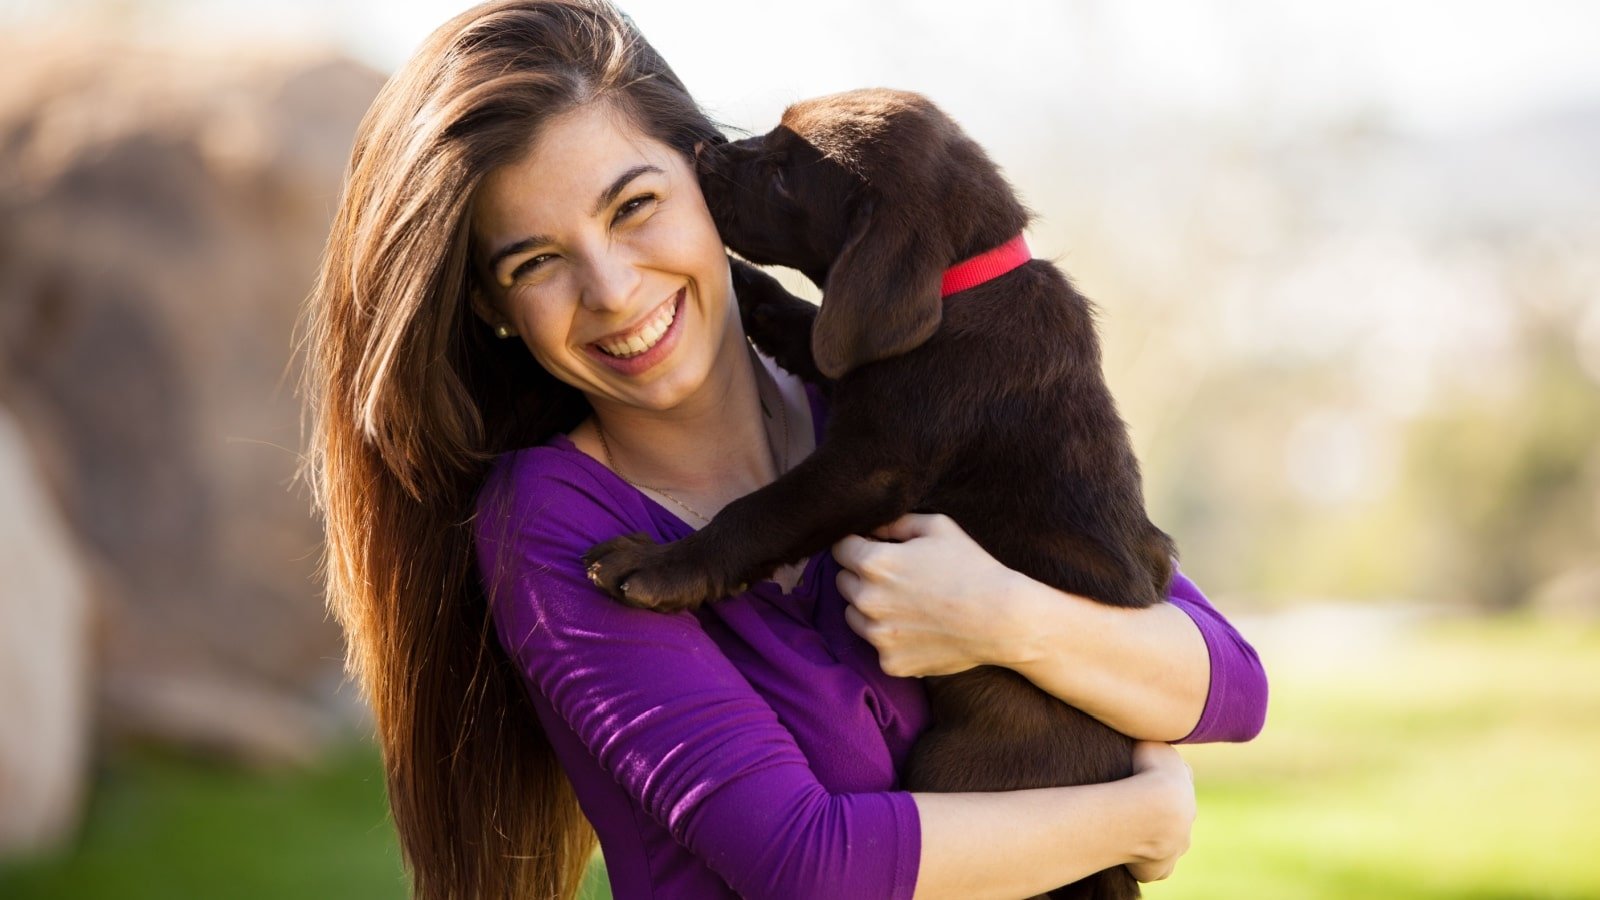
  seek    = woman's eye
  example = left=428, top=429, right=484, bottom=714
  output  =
left=510, top=254, right=555, bottom=280
left=613, top=192, right=657, bottom=222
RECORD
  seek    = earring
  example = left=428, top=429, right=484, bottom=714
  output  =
left=493, top=323, right=517, bottom=339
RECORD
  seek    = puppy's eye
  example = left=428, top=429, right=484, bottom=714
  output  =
left=772, top=167, right=792, bottom=199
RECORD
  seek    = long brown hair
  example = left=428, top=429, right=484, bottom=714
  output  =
left=297, top=2, right=723, bottom=896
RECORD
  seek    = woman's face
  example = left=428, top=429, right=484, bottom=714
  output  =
left=470, top=101, right=736, bottom=415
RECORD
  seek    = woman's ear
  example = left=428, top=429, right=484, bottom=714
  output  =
left=466, top=274, right=508, bottom=332
left=812, top=198, right=944, bottom=379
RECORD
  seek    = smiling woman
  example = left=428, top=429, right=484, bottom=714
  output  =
left=298, top=2, right=1263, bottom=899
left=467, top=101, right=740, bottom=423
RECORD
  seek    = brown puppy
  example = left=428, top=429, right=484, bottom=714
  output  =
left=584, top=88, right=1174, bottom=900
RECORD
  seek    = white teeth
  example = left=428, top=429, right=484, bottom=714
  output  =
left=597, top=294, right=678, bottom=358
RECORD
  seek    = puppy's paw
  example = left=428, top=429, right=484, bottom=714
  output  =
left=582, top=532, right=665, bottom=606
left=729, top=260, right=784, bottom=323
left=582, top=534, right=741, bottom=613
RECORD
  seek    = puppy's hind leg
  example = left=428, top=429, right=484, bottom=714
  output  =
left=729, top=258, right=829, bottom=386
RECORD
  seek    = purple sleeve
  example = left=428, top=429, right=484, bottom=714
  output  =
left=475, top=456, right=920, bottom=900
left=1165, top=568, right=1269, bottom=743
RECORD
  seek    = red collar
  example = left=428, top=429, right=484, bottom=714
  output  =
left=940, top=234, right=1031, bottom=297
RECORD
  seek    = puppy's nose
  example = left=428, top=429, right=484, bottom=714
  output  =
left=693, top=140, right=717, bottom=176
left=693, top=135, right=733, bottom=169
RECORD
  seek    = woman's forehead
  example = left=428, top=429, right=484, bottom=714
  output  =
left=473, top=102, right=678, bottom=232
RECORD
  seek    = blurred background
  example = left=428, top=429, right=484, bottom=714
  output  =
left=0, top=0, right=1595, bottom=897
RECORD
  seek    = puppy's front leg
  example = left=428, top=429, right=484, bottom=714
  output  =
left=729, top=259, right=830, bottom=387
left=584, top=438, right=928, bottom=612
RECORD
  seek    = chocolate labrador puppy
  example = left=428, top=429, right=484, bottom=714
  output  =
left=584, top=88, right=1174, bottom=900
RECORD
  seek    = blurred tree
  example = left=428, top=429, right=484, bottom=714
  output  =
left=1405, top=313, right=1600, bottom=610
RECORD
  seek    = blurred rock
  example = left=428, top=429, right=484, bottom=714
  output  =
left=0, top=406, right=93, bottom=858
left=0, top=28, right=385, bottom=829
left=1529, top=565, right=1600, bottom=623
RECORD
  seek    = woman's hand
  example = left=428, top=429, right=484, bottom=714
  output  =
left=909, top=742, right=1197, bottom=898
left=832, top=513, right=1033, bottom=677
left=836, top=512, right=1215, bottom=741
left=1124, top=741, right=1196, bottom=883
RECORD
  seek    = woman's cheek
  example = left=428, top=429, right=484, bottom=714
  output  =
left=641, top=215, right=731, bottom=319
left=652, top=206, right=722, bottom=267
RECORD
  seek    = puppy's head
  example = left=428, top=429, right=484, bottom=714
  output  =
left=698, top=88, right=1024, bottom=378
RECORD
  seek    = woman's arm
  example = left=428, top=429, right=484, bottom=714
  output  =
left=482, top=458, right=1197, bottom=899
left=480, top=458, right=919, bottom=898
left=834, top=513, right=1268, bottom=743
left=912, top=741, right=1195, bottom=900
left=997, top=575, right=1211, bottom=741
left=1160, top=571, right=1270, bottom=743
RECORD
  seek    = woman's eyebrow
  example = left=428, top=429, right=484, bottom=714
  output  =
left=486, top=164, right=665, bottom=275
left=591, top=164, right=663, bottom=217
left=487, top=233, right=554, bottom=276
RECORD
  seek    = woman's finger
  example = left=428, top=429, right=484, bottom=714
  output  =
left=834, top=567, right=862, bottom=601
left=838, top=569, right=888, bottom=618
left=868, top=512, right=940, bottom=542
left=842, top=601, right=872, bottom=638
left=831, top=533, right=871, bottom=569
left=834, top=534, right=895, bottom=581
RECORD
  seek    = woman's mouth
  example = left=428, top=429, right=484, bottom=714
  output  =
left=585, top=287, right=687, bottom=375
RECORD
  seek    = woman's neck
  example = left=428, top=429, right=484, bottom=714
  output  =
left=580, top=331, right=788, bottom=505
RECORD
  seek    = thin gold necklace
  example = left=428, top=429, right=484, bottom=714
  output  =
left=596, top=346, right=790, bottom=527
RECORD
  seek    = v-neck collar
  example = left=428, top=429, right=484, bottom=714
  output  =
left=546, top=378, right=831, bottom=603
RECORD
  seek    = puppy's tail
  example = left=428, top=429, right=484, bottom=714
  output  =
left=1040, top=864, right=1140, bottom=900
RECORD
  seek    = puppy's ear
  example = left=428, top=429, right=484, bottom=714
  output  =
left=813, top=198, right=944, bottom=378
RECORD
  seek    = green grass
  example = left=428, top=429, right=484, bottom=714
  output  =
left=0, top=744, right=408, bottom=899
left=0, top=743, right=614, bottom=900
left=1147, top=616, right=1600, bottom=900
left=4, top=618, right=1595, bottom=899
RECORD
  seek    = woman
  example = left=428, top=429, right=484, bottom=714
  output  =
left=300, top=1, right=1268, bottom=898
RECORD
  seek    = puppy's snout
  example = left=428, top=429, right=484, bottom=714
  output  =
left=693, top=140, right=724, bottom=178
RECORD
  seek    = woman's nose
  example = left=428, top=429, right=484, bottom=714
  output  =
left=578, top=251, right=642, bottom=313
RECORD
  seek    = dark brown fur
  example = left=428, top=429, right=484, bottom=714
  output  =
left=583, top=88, right=1175, bottom=899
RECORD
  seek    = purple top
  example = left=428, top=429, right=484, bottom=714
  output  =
left=473, top=382, right=1267, bottom=900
